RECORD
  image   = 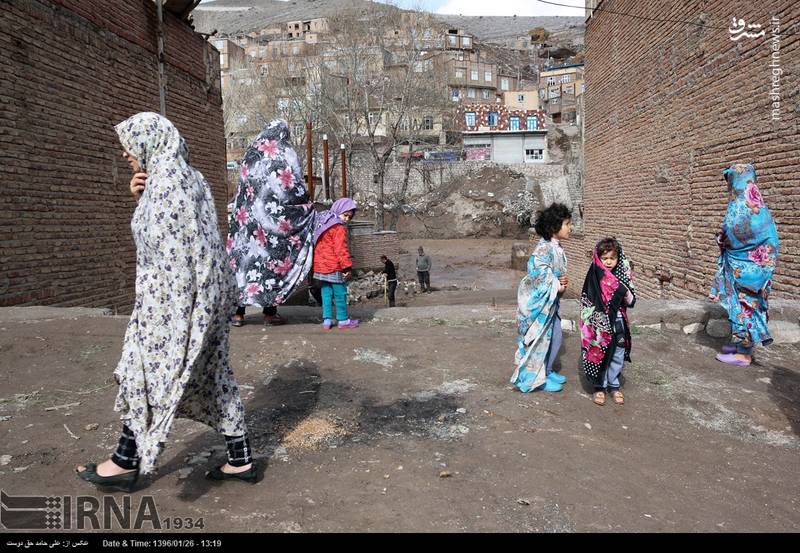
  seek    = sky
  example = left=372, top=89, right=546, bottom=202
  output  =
left=379, top=0, right=581, bottom=17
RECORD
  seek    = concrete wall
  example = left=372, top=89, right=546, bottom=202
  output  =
left=576, top=0, right=799, bottom=300
left=1, top=0, right=228, bottom=310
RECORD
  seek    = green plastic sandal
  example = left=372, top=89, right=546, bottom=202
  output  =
left=76, top=463, right=139, bottom=492
left=205, top=464, right=259, bottom=484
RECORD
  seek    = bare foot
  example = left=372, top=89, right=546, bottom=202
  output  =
left=75, top=459, right=136, bottom=477
left=220, top=462, right=252, bottom=474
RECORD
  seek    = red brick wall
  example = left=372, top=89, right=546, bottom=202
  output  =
left=578, top=0, right=799, bottom=299
left=0, top=0, right=227, bottom=310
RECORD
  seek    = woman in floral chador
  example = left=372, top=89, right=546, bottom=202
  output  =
left=76, top=113, right=256, bottom=490
left=227, top=119, right=315, bottom=326
left=710, top=163, right=779, bottom=366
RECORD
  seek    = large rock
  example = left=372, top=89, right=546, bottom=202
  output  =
left=769, top=320, right=800, bottom=344
left=706, top=319, right=732, bottom=338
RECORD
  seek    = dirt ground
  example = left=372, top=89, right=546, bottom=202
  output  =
left=1, top=309, right=798, bottom=533
left=1, top=239, right=798, bottom=533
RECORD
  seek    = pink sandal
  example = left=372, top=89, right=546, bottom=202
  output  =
left=715, top=353, right=751, bottom=366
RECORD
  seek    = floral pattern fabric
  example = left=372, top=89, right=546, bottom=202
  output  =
left=511, top=238, right=566, bottom=392
left=114, top=112, right=247, bottom=474
left=227, top=119, right=315, bottom=308
left=579, top=241, right=636, bottom=388
left=709, top=163, right=779, bottom=348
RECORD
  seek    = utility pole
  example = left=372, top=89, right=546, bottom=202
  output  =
left=340, top=144, right=347, bottom=198
left=305, top=121, right=314, bottom=201
left=322, top=134, right=330, bottom=200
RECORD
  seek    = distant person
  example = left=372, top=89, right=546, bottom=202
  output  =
left=313, top=198, right=359, bottom=330
left=510, top=203, right=572, bottom=393
left=227, top=119, right=315, bottom=327
left=76, top=113, right=256, bottom=491
left=381, top=255, right=398, bottom=307
left=709, top=163, right=778, bottom=366
left=416, top=246, right=432, bottom=293
left=580, top=238, right=636, bottom=406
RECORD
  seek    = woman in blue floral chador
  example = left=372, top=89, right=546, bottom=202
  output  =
left=710, top=163, right=779, bottom=366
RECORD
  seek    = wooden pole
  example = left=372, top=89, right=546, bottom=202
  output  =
left=340, top=144, right=347, bottom=198
left=305, top=121, right=314, bottom=202
left=322, top=134, right=330, bottom=200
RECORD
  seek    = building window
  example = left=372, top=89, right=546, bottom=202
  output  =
left=465, top=112, right=476, bottom=127
left=551, top=97, right=560, bottom=104
left=525, top=148, right=544, bottom=161
left=471, top=70, right=478, bottom=81
left=292, top=46, right=300, bottom=55
left=581, top=83, right=586, bottom=94
left=561, top=74, right=572, bottom=83
left=398, top=116, right=409, bottom=131
left=546, top=76, right=556, bottom=86
left=467, top=88, right=476, bottom=98
left=517, top=94, right=525, bottom=103
left=293, top=123, right=304, bottom=138
left=500, top=78, right=509, bottom=91
left=452, top=88, right=460, bottom=101
left=448, top=35, right=458, bottom=47
left=259, top=64, right=269, bottom=76
left=368, top=112, right=378, bottom=126
left=526, top=116, right=538, bottom=130
left=549, top=87, right=560, bottom=99
left=564, top=85, right=574, bottom=95
left=462, top=36, right=472, bottom=48
left=487, top=112, right=498, bottom=126
left=481, top=89, right=491, bottom=99
left=423, top=116, right=434, bottom=130
left=455, top=69, right=464, bottom=79
left=484, top=71, right=492, bottom=82
left=509, top=117, right=520, bottom=131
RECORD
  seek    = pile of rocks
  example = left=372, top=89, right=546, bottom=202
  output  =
left=348, top=271, right=435, bottom=304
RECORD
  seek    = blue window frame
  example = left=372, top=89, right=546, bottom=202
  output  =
left=509, top=117, right=520, bottom=131
left=487, top=112, right=498, bottom=126
left=526, top=116, right=538, bottom=130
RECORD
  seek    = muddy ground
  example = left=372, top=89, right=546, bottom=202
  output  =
left=1, top=308, right=798, bottom=532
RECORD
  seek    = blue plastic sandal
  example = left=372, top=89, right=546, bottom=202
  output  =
left=547, top=372, right=567, bottom=385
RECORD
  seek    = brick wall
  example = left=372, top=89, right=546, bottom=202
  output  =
left=577, top=0, right=799, bottom=299
left=350, top=231, right=401, bottom=271
left=0, top=0, right=227, bottom=311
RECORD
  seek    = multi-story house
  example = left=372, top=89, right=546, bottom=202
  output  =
left=211, top=38, right=246, bottom=88
left=538, top=63, right=585, bottom=123
left=458, top=104, right=547, bottom=163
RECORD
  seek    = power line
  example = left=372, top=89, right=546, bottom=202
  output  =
left=536, top=0, right=799, bottom=36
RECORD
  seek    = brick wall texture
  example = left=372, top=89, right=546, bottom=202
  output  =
left=1, top=0, right=228, bottom=311
left=570, top=0, right=799, bottom=300
left=350, top=231, right=401, bottom=271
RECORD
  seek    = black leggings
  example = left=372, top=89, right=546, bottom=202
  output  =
left=111, top=425, right=253, bottom=469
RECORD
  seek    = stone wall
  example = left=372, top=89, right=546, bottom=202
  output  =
left=1, top=0, right=228, bottom=311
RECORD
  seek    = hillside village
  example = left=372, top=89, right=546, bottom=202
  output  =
left=193, top=0, right=587, bottom=236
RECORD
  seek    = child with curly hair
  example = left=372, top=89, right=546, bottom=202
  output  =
left=511, top=203, right=572, bottom=393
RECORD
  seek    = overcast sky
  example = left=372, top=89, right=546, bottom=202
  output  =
left=380, top=0, right=581, bottom=17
